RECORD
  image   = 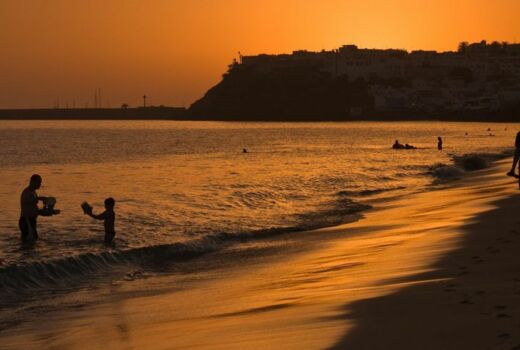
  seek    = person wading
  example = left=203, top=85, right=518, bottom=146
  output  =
left=19, top=174, right=47, bottom=242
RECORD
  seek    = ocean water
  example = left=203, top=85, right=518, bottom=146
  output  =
left=0, top=120, right=516, bottom=306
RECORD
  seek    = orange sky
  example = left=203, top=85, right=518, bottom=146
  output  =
left=1, top=0, right=519, bottom=109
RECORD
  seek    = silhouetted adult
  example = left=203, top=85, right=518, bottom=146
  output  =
left=437, top=136, right=443, bottom=150
left=19, top=174, right=47, bottom=242
left=507, top=131, right=520, bottom=177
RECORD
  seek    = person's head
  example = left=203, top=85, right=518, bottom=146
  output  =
left=438, top=136, right=442, bottom=140
left=104, top=197, right=115, bottom=210
left=394, top=140, right=399, bottom=144
left=29, top=174, right=42, bottom=190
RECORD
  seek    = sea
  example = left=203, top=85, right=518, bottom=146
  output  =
left=0, top=120, right=516, bottom=325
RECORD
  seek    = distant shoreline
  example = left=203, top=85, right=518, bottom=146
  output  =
left=0, top=107, right=188, bottom=121
left=0, top=107, right=519, bottom=122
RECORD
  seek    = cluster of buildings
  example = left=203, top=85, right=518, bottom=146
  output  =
left=239, top=41, right=520, bottom=112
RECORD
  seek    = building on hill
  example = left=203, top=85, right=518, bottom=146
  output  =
left=189, top=41, right=520, bottom=118
left=239, top=41, right=520, bottom=83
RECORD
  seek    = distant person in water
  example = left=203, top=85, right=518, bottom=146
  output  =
left=507, top=131, right=520, bottom=177
left=19, top=174, right=47, bottom=242
left=392, top=140, right=404, bottom=149
left=437, top=136, right=443, bottom=150
left=83, top=198, right=116, bottom=243
left=243, top=148, right=247, bottom=153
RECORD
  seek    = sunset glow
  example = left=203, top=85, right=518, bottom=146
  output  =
left=2, top=2, right=520, bottom=348
left=1, top=0, right=520, bottom=108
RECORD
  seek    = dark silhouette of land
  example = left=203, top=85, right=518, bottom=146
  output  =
left=189, top=41, right=520, bottom=121
left=0, top=107, right=187, bottom=120
left=2, top=41, right=520, bottom=122
left=1, top=106, right=519, bottom=121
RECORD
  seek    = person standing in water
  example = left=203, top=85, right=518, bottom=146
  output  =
left=507, top=131, right=520, bottom=177
left=19, top=174, right=47, bottom=242
left=83, top=198, right=116, bottom=243
left=437, top=137, right=443, bottom=150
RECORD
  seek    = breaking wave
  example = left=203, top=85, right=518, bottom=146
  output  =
left=0, top=198, right=370, bottom=302
left=430, top=149, right=513, bottom=180
left=337, top=186, right=406, bottom=197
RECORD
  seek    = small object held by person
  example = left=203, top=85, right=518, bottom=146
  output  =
left=39, top=197, right=61, bottom=216
left=81, top=201, right=93, bottom=214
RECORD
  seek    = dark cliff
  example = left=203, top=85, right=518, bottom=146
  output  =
left=189, top=62, right=373, bottom=121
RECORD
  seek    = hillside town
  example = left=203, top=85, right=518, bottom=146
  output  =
left=238, top=41, right=520, bottom=114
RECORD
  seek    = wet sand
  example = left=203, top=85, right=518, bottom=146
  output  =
left=1, top=159, right=520, bottom=349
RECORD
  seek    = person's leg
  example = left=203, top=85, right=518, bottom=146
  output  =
left=104, top=231, right=115, bottom=243
left=517, top=154, right=520, bottom=189
left=29, top=217, right=38, bottom=240
left=508, top=148, right=520, bottom=176
left=19, top=217, right=28, bottom=241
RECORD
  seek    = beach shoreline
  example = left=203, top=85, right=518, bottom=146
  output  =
left=331, top=162, right=520, bottom=349
left=1, top=159, right=519, bottom=349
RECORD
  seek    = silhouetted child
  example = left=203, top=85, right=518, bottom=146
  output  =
left=82, top=198, right=116, bottom=243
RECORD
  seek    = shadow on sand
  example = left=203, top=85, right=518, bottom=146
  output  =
left=328, top=194, right=520, bottom=349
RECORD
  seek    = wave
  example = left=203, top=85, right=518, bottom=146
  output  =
left=428, top=163, right=464, bottom=179
left=452, top=150, right=512, bottom=171
left=429, top=149, right=513, bottom=180
left=4, top=149, right=512, bottom=305
left=0, top=198, right=370, bottom=302
left=296, top=197, right=371, bottom=229
left=337, top=186, right=406, bottom=197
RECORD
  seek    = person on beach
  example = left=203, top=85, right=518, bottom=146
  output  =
left=507, top=131, right=520, bottom=177
left=19, top=174, right=47, bottom=242
left=83, top=198, right=116, bottom=243
left=437, top=136, right=443, bottom=150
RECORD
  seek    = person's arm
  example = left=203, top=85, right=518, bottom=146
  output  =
left=37, top=196, right=47, bottom=202
left=88, top=210, right=107, bottom=221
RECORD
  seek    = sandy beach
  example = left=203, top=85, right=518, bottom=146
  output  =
left=2, top=1, right=519, bottom=348
left=2, top=158, right=520, bottom=349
